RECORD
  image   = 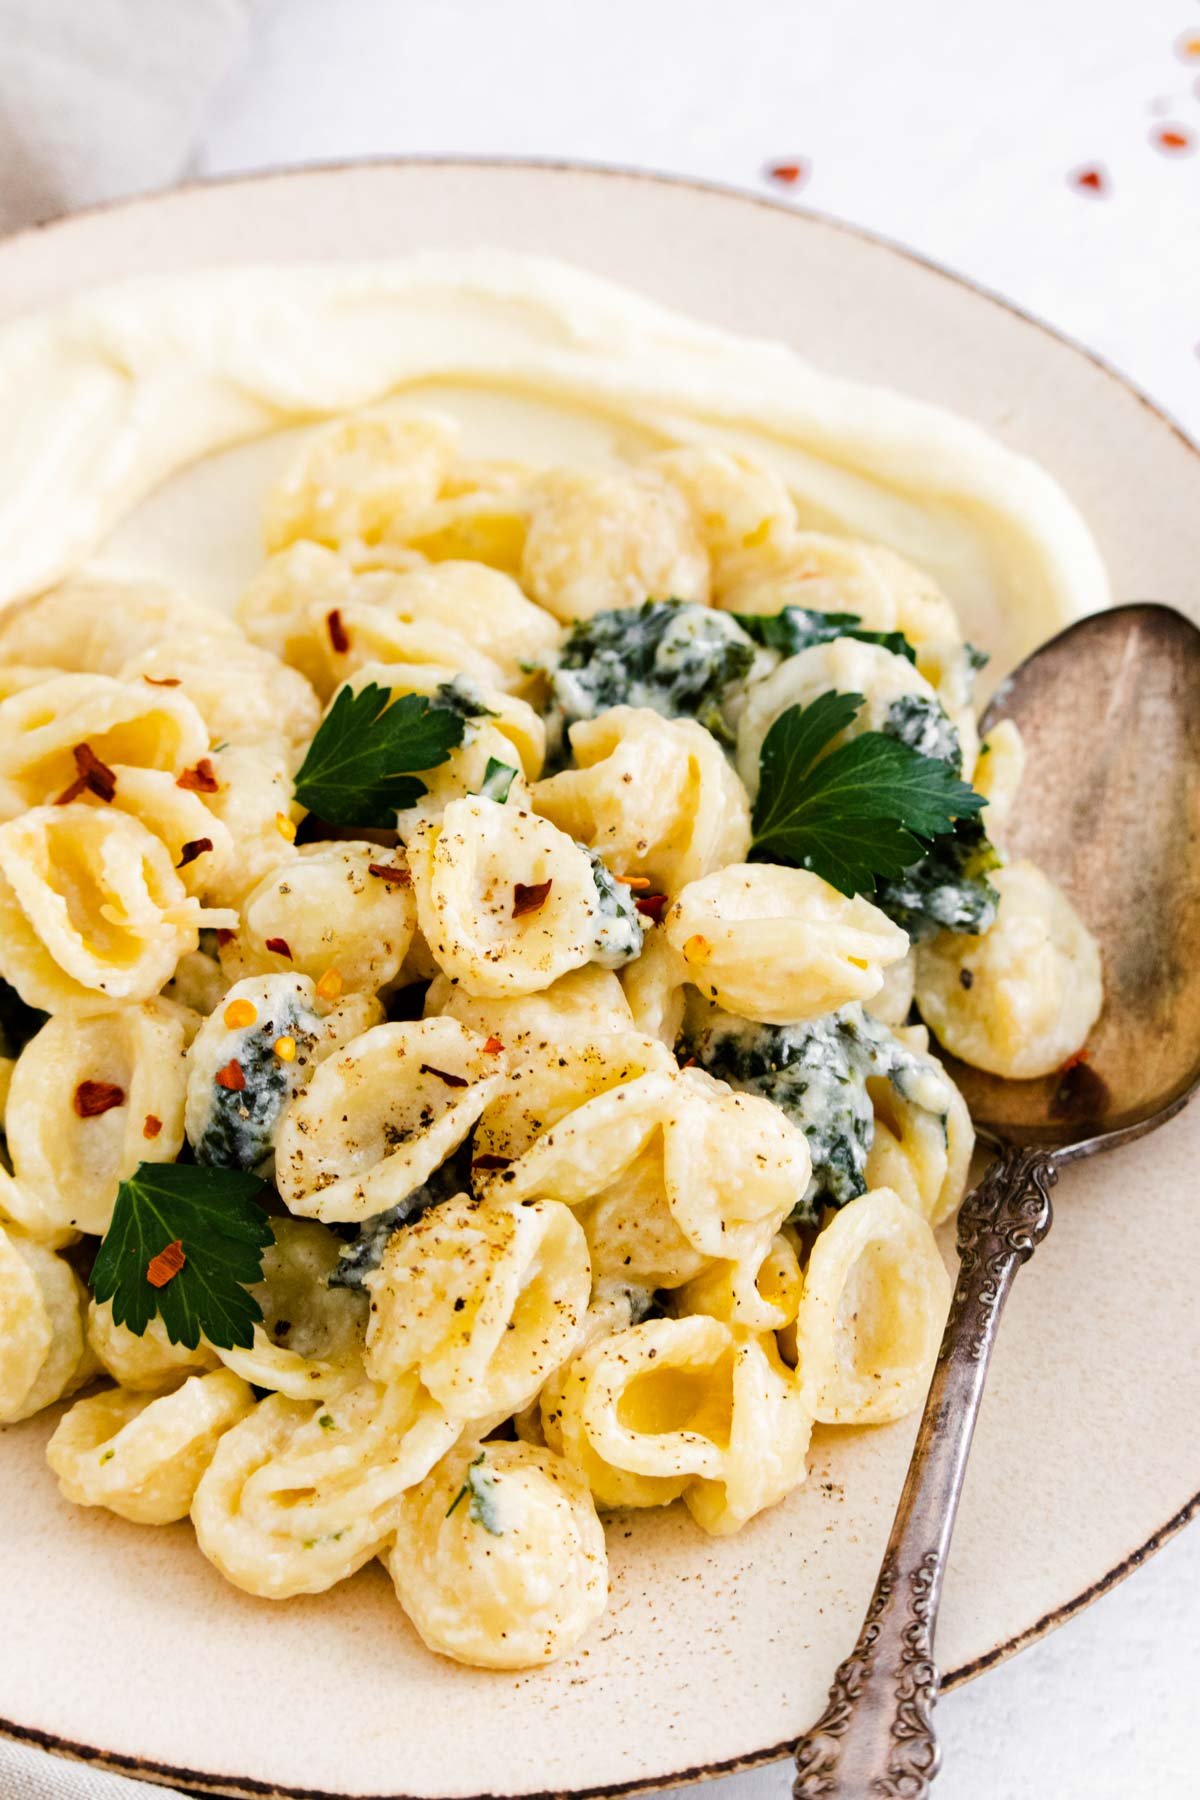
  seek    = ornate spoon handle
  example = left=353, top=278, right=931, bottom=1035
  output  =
left=792, top=1144, right=1058, bottom=1799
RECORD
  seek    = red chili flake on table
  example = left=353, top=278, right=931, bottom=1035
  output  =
left=215, top=1058, right=246, bottom=1092
left=143, top=1114, right=163, bottom=1140
left=265, top=936, right=293, bottom=959
left=176, top=837, right=213, bottom=869
left=142, top=675, right=181, bottom=687
left=73, top=1079, right=125, bottom=1118
left=419, top=1063, right=470, bottom=1088
left=512, top=879, right=553, bottom=917
left=326, top=609, right=351, bottom=654
left=367, top=862, right=412, bottom=887
left=766, top=160, right=808, bottom=187
left=1069, top=164, right=1108, bottom=196
left=482, top=1036, right=505, bottom=1054
left=146, top=1240, right=187, bottom=1289
left=635, top=892, right=669, bottom=922
left=473, top=1153, right=512, bottom=1172
left=55, top=742, right=118, bottom=805
left=1153, top=125, right=1194, bottom=154
left=1175, top=32, right=1200, bottom=63
left=176, top=758, right=219, bottom=793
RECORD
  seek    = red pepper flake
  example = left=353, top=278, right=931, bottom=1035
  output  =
left=142, top=675, right=181, bottom=687
left=1059, top=1047, right=1091, bottom=1074
left=367, top=862, right=412, bottom=887
left=214, top=928, right=236, bottom=947
left=265, top=936, right=293, bottom=959
left=766, top=160, right=808, bottom=187
left=678, top=1055, right=697, bottom=1070
left=1153, top=125, right=1194, bottom=154
left=635, top=892, right=669, bottom=922
left=1177, top=32, right=1200, bottom=61
left=482, top=1036, right=505, bottom=1055
left=73, top=1079, right=126, bottom=1118
left=473, top=1153, right=512, bottom=1171
left=615, top=874, right=652, bottom=890
left=143, top=1114, right=163, bottom=1140
left=1069, top=164, right=1108, bottom=196
left=177, top=759, right=219, bottom=794
left=55, top=742, right=118, bottom=805
left=215, top=1058, right=246, bottom=1092
left=177, top=836, right=213, bottom=869
left=419, top=1063, right=470, bottom=1088
left=326, top=609, right=351, bottom=654
left=146, top=1240, right=186, bottom=1289
left=512, top=878, right=553, bottom=918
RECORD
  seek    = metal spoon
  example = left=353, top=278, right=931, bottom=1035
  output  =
left=792, top=602, right=1200, bottom=1798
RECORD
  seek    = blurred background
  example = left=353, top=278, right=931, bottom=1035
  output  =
left=1, top=4, right=1198, bottom=1799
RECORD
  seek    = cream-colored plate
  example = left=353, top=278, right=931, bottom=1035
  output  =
left=0, top=162, right=1197, bottom=1800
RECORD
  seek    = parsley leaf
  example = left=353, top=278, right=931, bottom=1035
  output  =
left=750, top=691, right=985, bottom=898
left=446, top=1452, right=504, bottom=1533
left=91, top=1163, right=273, bottom=1351
left=293, top=682, right=466, bottom=827
left=733, top=607, right=917, bottom=665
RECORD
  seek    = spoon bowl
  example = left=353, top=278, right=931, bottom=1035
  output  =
left=942, top=603, right=1200, bottom=1157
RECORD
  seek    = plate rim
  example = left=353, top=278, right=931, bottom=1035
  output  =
left=0, top=151, right=1197, bottom=1800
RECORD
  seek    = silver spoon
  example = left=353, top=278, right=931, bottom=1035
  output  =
left=792, top=602, right=1200, bottom=1798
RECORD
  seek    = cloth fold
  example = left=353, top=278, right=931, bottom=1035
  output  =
left=0, top=0, right=260, bottom=235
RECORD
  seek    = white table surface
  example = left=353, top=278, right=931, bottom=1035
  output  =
left=8, top=3, right=1200, bottom=1797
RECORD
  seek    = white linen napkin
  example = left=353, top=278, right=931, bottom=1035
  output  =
left=0, top=0, right=261, bottom=235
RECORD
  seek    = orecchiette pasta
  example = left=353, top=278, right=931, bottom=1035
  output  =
left=520, top=467, right=710, bottom=620
left=406, top=797, right=643, bottom=997
left=7, top=1002, right=191, bottom=1236
left=425, top=962, right=634, bottom=1041
left=665, top=864, right=909, bottom=1025
left=972, top=719, right=1026, bottom=844
left=864, top=1030, right=974, bottom=1226
left=791, top=1187, right=951, bottom=1424
left=264, top=409, right=459, bottom=553
left=213, top=1218, right=368, bottom=1398
left=0, top=805, right=231, bottom=1013
left=220, top=842, right=417, bottom=993
left=675, top=1230, right=804, bottom=1335
left=388, top=1439, right=607, bottom=1668
left=471, top=1028, right=675, bottom=1174
left=648, top=446, right=797, bottom=585
left=0, top=575, right=241, bottom=679
left=192, top=1376, right=459, bottom=1597
left=0, top=672, right=210, bottom=817
left=364, top=1192, right=590, bottom=1421
left=504, top=1065, right=810, bottom=1267
left=46, top=1369, right=256, bottom=1524
left=185, top=972, right=383, bottom=1174
left=275, top=1018, right=504, bottom=1221
left=87, top=1298, right=219, bottom=1392
left=0, top=1226, right=95, bottom=1423
left=532, top=706, right=750, bottom=894
left=914, top=860, right=1103, bottom=1078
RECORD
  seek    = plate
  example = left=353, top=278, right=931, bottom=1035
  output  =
left=0, top=160, right=1197, bottom=1800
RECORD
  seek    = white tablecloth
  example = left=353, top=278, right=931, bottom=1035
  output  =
left=2, top=1, right=1198, bottom=1795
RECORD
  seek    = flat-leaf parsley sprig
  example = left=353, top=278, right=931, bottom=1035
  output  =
left=750, top=690, right=985, bottom=899
left=91, top=1163, right=273, bottom=1351
left=293, top=682, right=466, bottom=827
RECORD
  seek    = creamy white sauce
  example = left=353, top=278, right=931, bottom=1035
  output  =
left=0, top=251, right=1109, bottom=666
